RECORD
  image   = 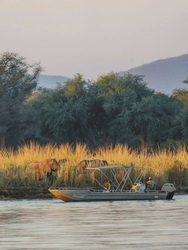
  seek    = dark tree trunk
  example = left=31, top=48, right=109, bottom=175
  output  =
left=0, top=135, right=5, bottom=149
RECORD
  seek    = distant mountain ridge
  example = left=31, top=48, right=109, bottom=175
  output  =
left=38, top=75, right=70, bottom=89
left=119, top=54, right=188, bottom=94
left=38, top=54, right=188, bottom=94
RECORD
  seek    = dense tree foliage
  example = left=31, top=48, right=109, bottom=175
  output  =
left=1, top=52, right=187, bottom=149
left=0, top=52, right=41, bottom=147
left=24, top=73, right=186, bottom=148
left=172, top=78, right=188, bottom=143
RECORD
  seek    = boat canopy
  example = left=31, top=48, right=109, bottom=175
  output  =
left=86, top=165, right=146, bottom=171
left=85, top=165, right=146, bottom=191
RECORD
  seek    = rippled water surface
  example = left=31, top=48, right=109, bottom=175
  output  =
left=0, top=195, right=188, bottom=249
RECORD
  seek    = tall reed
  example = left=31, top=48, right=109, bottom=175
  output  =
left=0, top=142, right=187, bottom=189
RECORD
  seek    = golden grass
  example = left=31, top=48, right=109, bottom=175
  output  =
left=0, top=142, right=187, bottom=189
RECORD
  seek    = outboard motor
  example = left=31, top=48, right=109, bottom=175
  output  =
left=161, top=183, right=176, bottom=199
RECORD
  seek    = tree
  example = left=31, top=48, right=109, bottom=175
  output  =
left=173, top=89, right=188, bottom=105
left=64, top=73, right=86, bottom=97
left=172, top=78, right=188, bottom=142
left=26, top=75, right=93, bottom=145
left=131, top=94, right=182, bottom=145
left=93, top=73, right=154, bottom=145
left=24, top=72, right=185, bottom=148
left=0, top=52, right=41, bottom=148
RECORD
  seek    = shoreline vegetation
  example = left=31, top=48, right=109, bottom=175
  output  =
left=0, top=142, right=187, bottom=199
left=1, top=53, right=187, bottom=200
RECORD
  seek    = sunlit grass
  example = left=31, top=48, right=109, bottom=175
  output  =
left=0, top=142, right=187, bottom=189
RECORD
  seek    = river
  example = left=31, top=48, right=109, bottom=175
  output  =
left=0, top=194, right=188, bottom=249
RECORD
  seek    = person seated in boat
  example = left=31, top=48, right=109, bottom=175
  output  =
left=104, top=180, right=111, bottom=191
left=146, top=177, right=156, bottom=190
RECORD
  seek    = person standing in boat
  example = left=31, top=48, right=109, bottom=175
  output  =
left=146, top=177, right=156, bottom=190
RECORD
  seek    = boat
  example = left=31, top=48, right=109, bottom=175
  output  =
left=49, top=165, right=176, bottom=202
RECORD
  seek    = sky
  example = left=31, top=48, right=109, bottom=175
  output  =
left=0, top=0, right=188, bottom=80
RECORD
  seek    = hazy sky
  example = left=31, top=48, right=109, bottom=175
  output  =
left=0, top=0, right=188, bottom=79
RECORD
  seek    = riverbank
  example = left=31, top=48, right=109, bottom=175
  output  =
left=0, top=187, right=188, bottom=200
left=0, top=187, right=53, bottom=200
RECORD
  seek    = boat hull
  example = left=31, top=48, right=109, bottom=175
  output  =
left=49, top=188, right=174, bottom=202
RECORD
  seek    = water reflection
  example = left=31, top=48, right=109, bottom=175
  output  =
left=0, top=195, right=188, bottom=249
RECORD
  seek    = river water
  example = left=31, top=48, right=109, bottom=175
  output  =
left=0, top=194, right=188, bottom=250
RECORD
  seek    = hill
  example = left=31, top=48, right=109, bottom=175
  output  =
left=37, top=54, right=188, bottom=94
left=37, top=75, right=70, bottom=89
left=119, top=54, right=188, bottom=94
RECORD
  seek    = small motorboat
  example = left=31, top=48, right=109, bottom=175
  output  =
left=49, top=165, right=176, bottom=202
